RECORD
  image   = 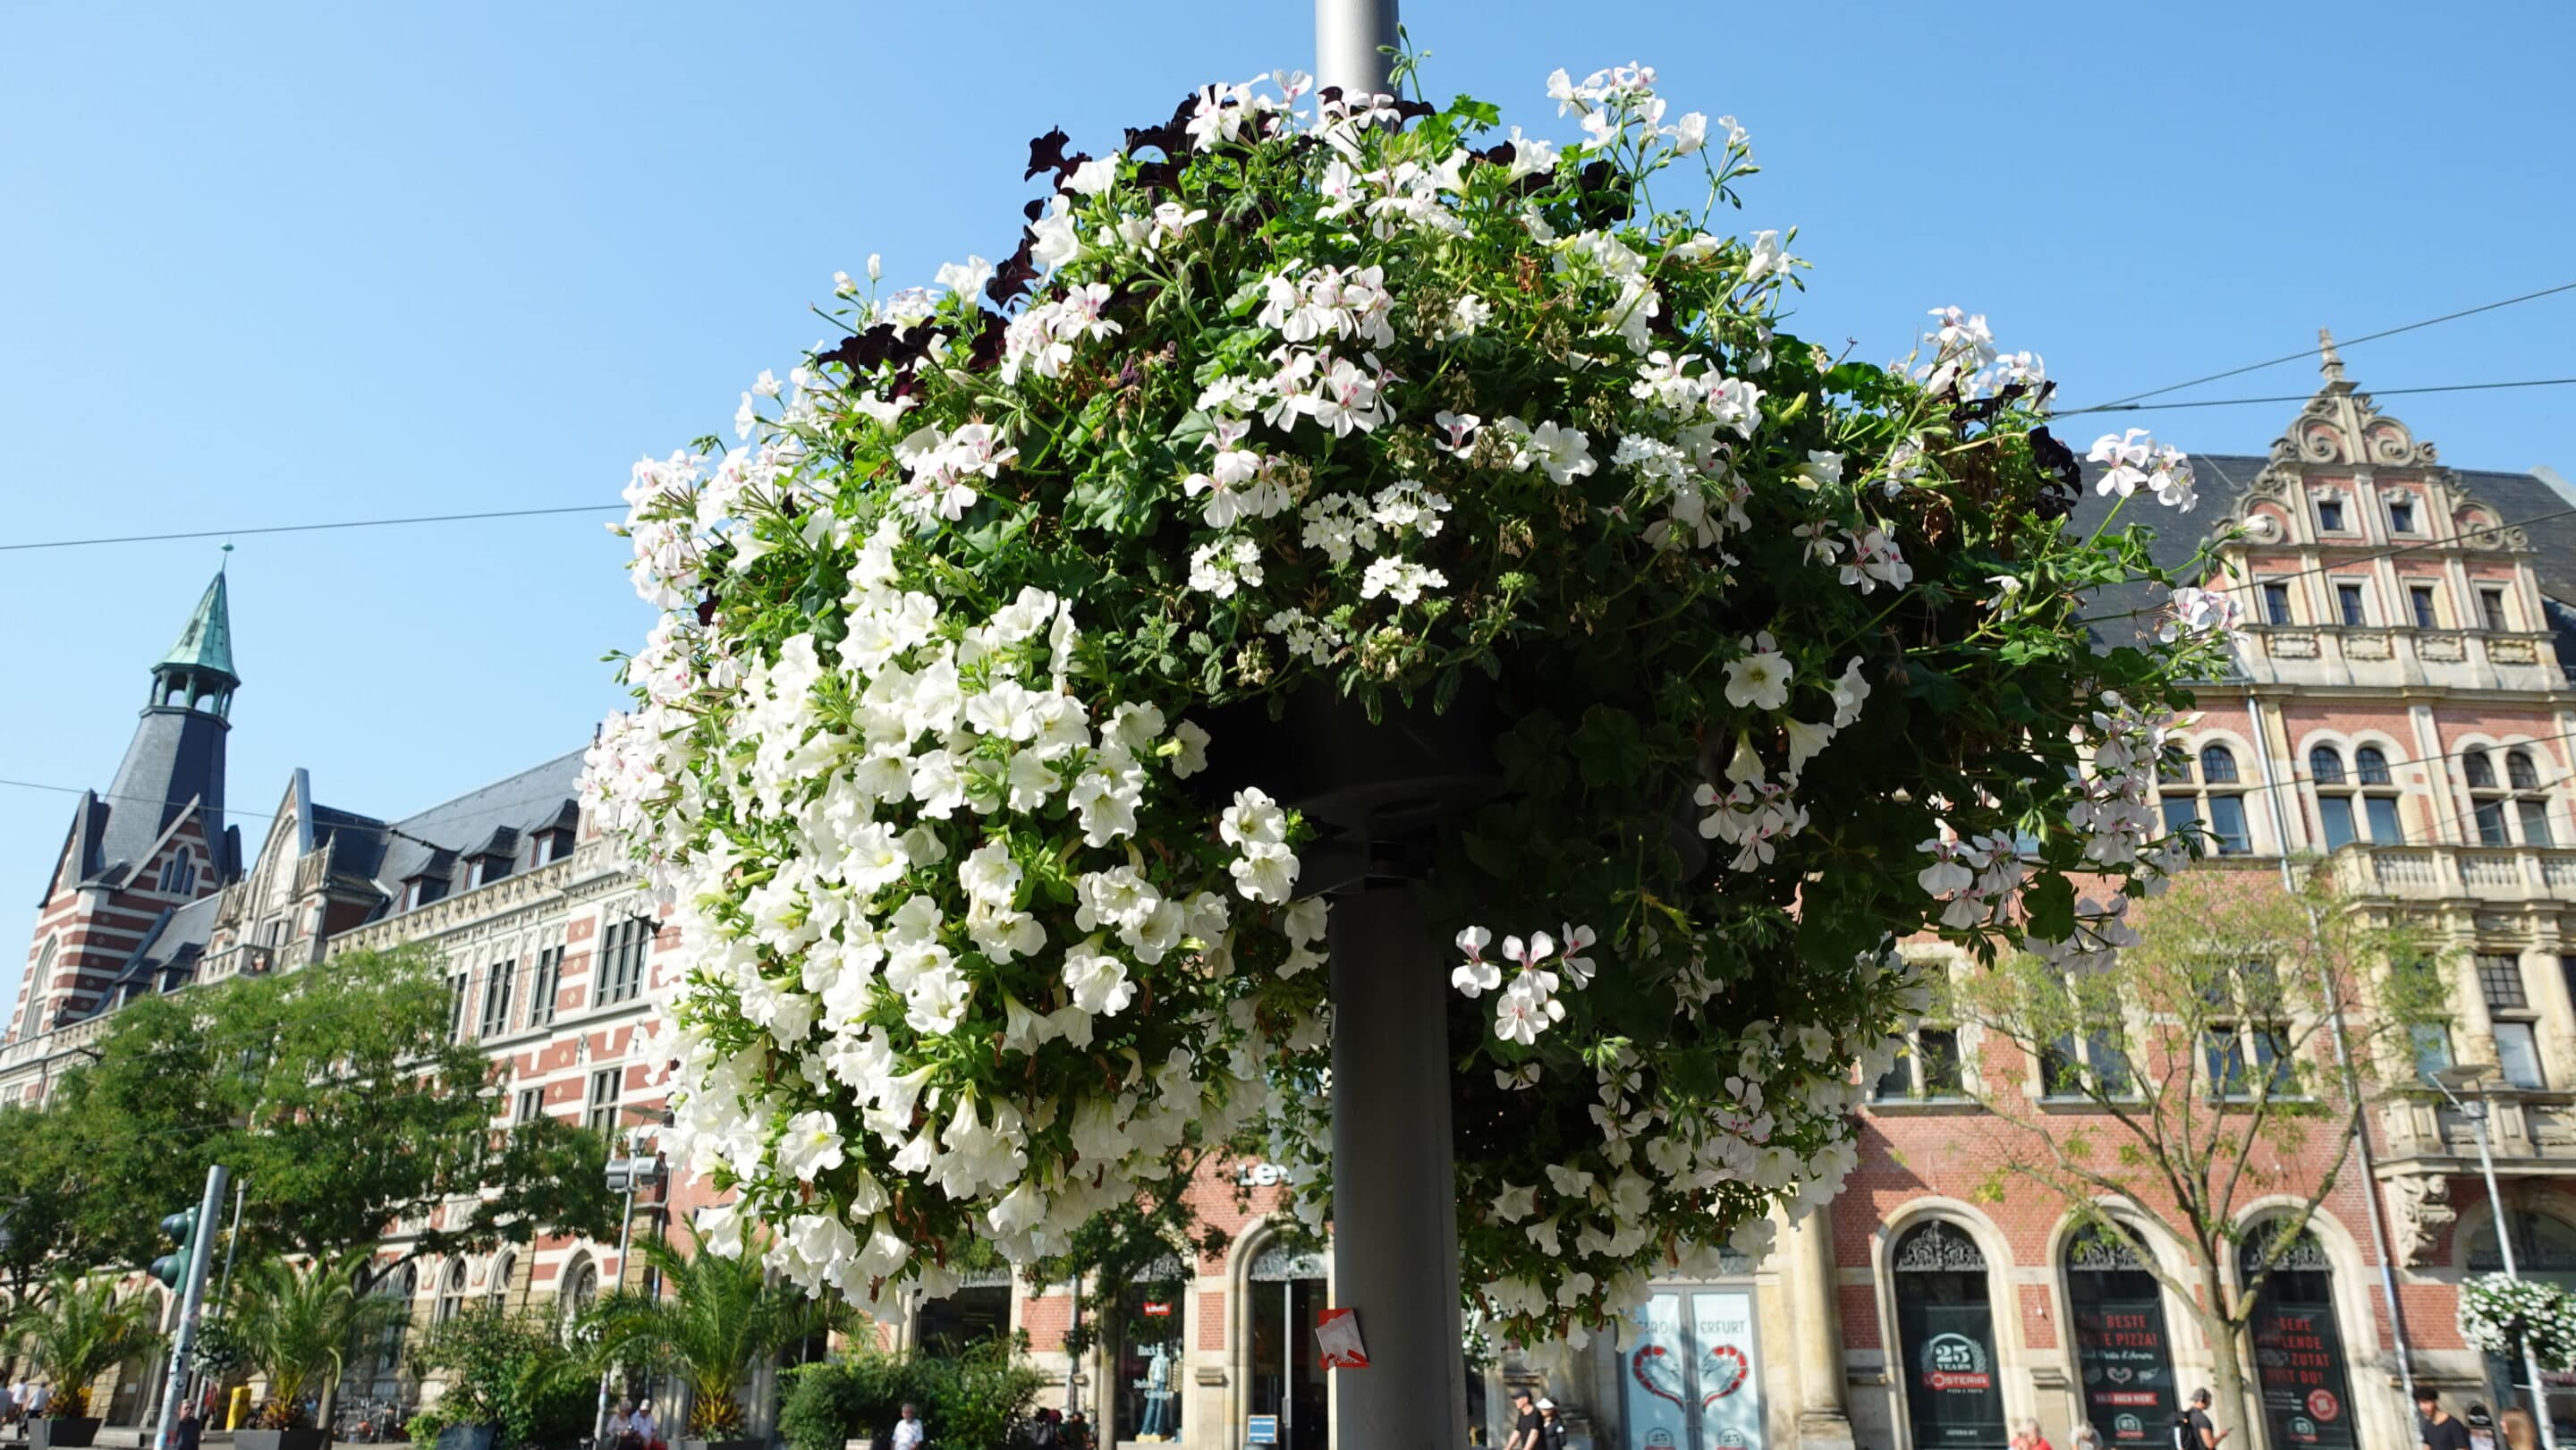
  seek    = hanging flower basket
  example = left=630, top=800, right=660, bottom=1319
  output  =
left=585, top=59, right=2224, bottom=1344
left=2460, top=1272, right=2576, bottom=1369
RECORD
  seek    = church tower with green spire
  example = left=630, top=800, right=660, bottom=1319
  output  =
left=7, top=569, right=242, bottom=1050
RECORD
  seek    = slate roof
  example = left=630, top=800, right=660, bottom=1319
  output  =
left=91, top=708, right=231, bottom=889
left=66, top=893, right=221, bottom=1021
left=370, top=747, right=588, bottom=910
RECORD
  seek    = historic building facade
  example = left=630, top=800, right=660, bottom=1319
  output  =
left=7, top=352, right=2572, bottom=1450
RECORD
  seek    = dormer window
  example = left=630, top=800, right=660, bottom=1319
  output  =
left=2479, top=588, right=2511, bottom=632
left=402, top=875, right=448, bottom=912
left=2387, top=498, right=2417, bottom=533
left=467, top=853, right=512, bottom=890
left=2316, top=497, right=2347, bottom=532
left=156, top=852, right=198, bottom=895
left=530, top=827, right=576, bottom=867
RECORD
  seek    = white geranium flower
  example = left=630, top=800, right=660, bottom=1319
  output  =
left=1723, top=634, right=1792, bottom=711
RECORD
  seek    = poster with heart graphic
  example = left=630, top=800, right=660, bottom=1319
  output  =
left=1622, top=1287, right=1767, bottom=1449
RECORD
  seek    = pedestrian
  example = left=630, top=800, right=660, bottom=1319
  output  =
left=2501, top=1402, right=2540, bottom=1450
left=1535, top=1397, right=1568, bottom=1450
left=2419, top=1388, right=2471, bottom=1450
left=608, top=1398, right=641, bottom=1450
left=172, top=1400, right=202, bottom=1450
left=891, top=1403, right=925, bottom=1450
left=2174, top=1389, right=2225, bottom=1450
left=1506, top=1389, right=1542, bottom=1450
left=1030, top=1408, right=1059, bottom=1449
left=633, top=1399, right=665, bottom=1450
left=2072, top=1425, right=2102, bottom=1450
left=2011, top=1417, right=2055, bottom=1450
left=1060, top=1412, right=1089, bottom=1450
left=2466, top=1403, right=2497, bottom=1450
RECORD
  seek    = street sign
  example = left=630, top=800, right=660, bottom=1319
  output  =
left=1246, top=1414, right=1279, bottom=1445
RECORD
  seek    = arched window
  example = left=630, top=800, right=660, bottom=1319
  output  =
left=435, top=1259, right=469, bottom=1324
left=2160, top=743, right=2251, bottom=855
left=20, top=938, right=57, bottom=1039
left=2314, top=742, right=2403, bottom=850
left=2465, top=747, right=2555, bottom=846
left=351, top=1261, right=417, bottom=1407
left=489, top=1253, right=516, bottom=1310
left=2239, top=1227, right=2359, bottom=1450
left=2064, top=1227, right=2179, bottom=1440
left=561, top=1257, right=599, bottom=1333
left=1890, top=1220, right=2004, bottom=1450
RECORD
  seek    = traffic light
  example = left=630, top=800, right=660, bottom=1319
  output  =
left=149, top=1207, right=198, bottom=1288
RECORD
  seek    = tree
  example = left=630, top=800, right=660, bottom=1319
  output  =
left=226, top=1251, right=405, bottom=1429
left=583, top=1229, right=845, bottom=1437
left=407, top=1303, right=595, bottom=1450
left=1936, top=865, right=2439, bottom=1444
left=4, top=947, right=618, bottom=1285
left=4, top=1274, right=161, bottom=1419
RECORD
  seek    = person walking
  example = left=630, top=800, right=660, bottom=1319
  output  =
left=890, top=1403, right=925, bottom=1450
left=1535, top=1398, right=1569, bottom=1450
left=2011, top=1417, right=2055, bottom=1450
left=172, top=1401, right=203, bottom=1450
left=2501, top=1402, right=2541, bottom=1450
left=1506, top=1389, right=1542, bottom=1450
left=2418, top=1388, right=2472, bottom=1450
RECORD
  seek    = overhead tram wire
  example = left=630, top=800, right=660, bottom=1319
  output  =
left=2061, top=377, right=2576, bottom=418
left=0, top=502, right=625, bottom=553
left=2060, top=280, right=2576, bottom=415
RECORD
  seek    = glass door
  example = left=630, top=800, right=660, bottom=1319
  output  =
left=1250, top=1275, right=1328, bottom=1450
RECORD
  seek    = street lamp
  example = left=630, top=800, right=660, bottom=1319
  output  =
left=594, top=1155, right=664, bottom=1446
left=2431, top=1064, right=2562, bottom=1450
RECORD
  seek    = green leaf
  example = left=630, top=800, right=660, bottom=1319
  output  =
left=1569, top=705, right=1648, bottom=790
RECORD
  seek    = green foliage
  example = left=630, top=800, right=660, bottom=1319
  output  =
left=409, top=1304, right=593, bottom=1450
left=581, top=1230, right=845, bottom=1437
left=228, top=1251, right=406, bottom=1429
left=778, top=1342, right=1047, bottom=1450
left=0, top=947, right=616, bottom=1283
left=4, top=1274, right=160, bottom=1419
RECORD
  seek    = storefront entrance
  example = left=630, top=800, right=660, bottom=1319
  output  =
left=1115, top=1267, right=1187, bottom=1442
left=1247, top=1243, right=1328, bottom=1450
left=1619, top=1283, right=1766, bottom=1450
left=2241, top=1230, right=2358, bottom=1450
left=2063, top=1228, right=2177, bottom=1445
left=1892, top=1220, right=2006, bottom=1450
left=2466, top=1211, right=2576, bottom=1442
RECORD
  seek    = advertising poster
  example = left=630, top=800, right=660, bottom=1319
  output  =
left=2248, top=1297, right=2358, bottom=1449
left=1690, top=1291, right=1764, bottom=1450
left=2070, top=1296, right=2175, bottom=1442
left=1623, top=1287, right=1767, bottom=1450
left=1897, top=1299, right=2006, bottom=1448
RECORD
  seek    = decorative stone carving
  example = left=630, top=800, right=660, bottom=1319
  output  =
left=2385, top=1174, right=2454, bottom=1268
left=1892, top=1218, right=1986, bottom=1272
left=2421, top=633, right=2468, bottom=662
left=2491, top=639, right=2538, bottom=664
left=2345, top=631, right=2393, bottom=660
left=2269, top=632, right=2320, bottom=659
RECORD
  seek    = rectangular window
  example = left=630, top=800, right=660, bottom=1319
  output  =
left=598, top=918, right=654, bottom=1006
left=586, top=1067, right=623, bottom=1134
left=2479, top=588, right=2509, bottom=632
left=2317, top=795, right=2358, bottom=851
left=2496, top=1022, right=2546, bottom=1090
left=2317, top=498, right=2346, bottom=532
left=528, top=947, right=562, bottom=1028
left=2388, top=498, right=2417, bottom=533
left=2335, top=583, right=2368, bottom=627
left=2474, top=800, right=2511, bottom=845
left=2045, top=1027, right=2140, bottom=1100
left=2207, top=795, right=2252, bottom=855
left=2410, top=586, right=2438, bottom=630
left=2206, top=1024, right=2296, bottom=1098
left=2364, top=795, right=2404, bottom=844
left=2160, top=797, right=2199, bottom=835
left=2518, top=800, right=2555, bottom=847
left=2040, top=1034, right=2081, bottom=1098
left=479, top=962, right=516, bottom=1038
left=2261, top=582, right=2293, bottom=625
left=1916, top=1029, right=1963, bottom=1098
left=2479, top=954, right=2529, bottom=1010
left=513, top=1086, right=543, bottom=1126
left=2410, top=1022, right=2454, bottom=1084
left=447, top=971, right=470, bottom=1041
left=2086, top=1026, right=2133, bottom=1098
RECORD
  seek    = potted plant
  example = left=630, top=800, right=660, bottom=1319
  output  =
left=5, top=1274, right=159, bottom=1450
left=580, top=1230, right=841, bottom=1450
left=407, top=1304, right=590, bottom=1450
left=229, top=1251, right=405, bottom=1450
left=586, top=48, right=2224, bottom=1400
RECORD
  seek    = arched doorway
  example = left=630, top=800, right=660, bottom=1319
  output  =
left=1891, top=1219, right=2006, bottom=1450
left=2063, top=1226, right=2177, bottom=1444
left=349, top=1261, right=419, bottom=1414
left=2465, top=1209, right=2576, bottom=1434
left=2240, top=1226, right=2359, bottom=1450
left=1246, top=1238, right=1327, bottom=1450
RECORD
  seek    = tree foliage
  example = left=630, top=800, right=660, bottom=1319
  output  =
left=0, top=947, right=616, bottom=1283
left=226, top=1251, right=407, bottom=1428
left=4, top=1274, right=161, bottom=1419
left=406, top=1303, right=595, bottom=1450
left=778, top=1342, right=1048, bottom=1450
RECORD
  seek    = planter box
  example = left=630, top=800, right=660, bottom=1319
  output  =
left=30, top=1420, right=104, bottom=1450
left=433, top=1425, right=500, bottom=1450
left=235, top=1429, right=334, bottom=1450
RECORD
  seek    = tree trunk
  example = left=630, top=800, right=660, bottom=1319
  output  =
left=2195, top=1264, right=2255, bottom=1447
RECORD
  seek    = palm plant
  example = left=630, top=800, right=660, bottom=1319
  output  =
left=227, top=1251, right=404, bottom=1429
left=5, top=1274, right=161, bottom=1419
left=582, top=1230, right=841, bottom=1438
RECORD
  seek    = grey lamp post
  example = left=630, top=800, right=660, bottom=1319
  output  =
left=594, top=1155, right=663, bottom=1447
left=2433, top=1064, right=2563, bottom=1450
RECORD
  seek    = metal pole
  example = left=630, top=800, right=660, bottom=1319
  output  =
left=2248, top=697, right=2418, bottom=1402
left=1314, top=0, right=1397, bottom=102
left=593, top=1185, right=638, bottom=1447
left=1327, top=886, right=1467, bottom=1450
left=2462, top=1090, right=2561, bottom=1450
left=153, top=1164, right=228, bottom=1450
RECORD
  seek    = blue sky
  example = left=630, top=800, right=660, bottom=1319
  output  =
left=5, top=1, right=2574, bottom=1003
